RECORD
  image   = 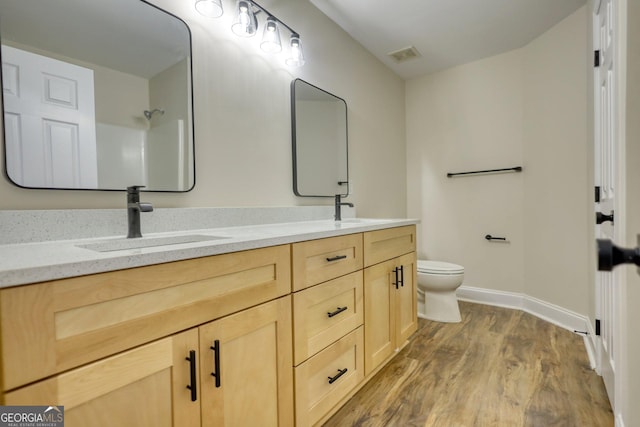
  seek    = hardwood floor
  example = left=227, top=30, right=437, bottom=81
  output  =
left=324, top=301, right=613, bottom=427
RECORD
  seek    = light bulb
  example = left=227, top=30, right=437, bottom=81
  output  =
left=231, top=0, right=257, bottom=37
left=260, top=17, right=282, bottom=53
left=286, top=34, right=305, bottom=67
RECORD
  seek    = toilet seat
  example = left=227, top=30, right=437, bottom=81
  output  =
left=417, top=260, right=464, bottom=275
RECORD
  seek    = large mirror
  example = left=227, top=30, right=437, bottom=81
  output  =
left=0, top=0, right=194, bottom=191
left=291, top=79, right=348, bottom=197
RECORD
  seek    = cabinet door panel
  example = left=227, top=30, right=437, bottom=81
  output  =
left=200, top=296, right=293, bottom=427
left=4, top=329, right=200, bottom=427
left=396, top=252, right=418, bottom=347
left=363, top=259, right=395, bottom=375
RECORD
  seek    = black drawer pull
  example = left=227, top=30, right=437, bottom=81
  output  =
left=326, top=255, right=347, bottom=262
left=327, top=306, right=348, bottom=318
left=328, top=368, right=348, bottom=384
left=399, top=265, right=404, bottom=287
left=210, top=340, right=221, bottom=388
left=393, top=267, right=400, bottom=289
left=186, top=350, right=197, bottom=402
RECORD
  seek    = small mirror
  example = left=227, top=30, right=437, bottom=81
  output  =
left=0, top=0, right=194, bottom=191
left=291, top=79, right=348, bottom=197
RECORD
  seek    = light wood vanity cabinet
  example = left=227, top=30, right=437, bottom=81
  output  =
left=363, top=226, right=418, bottom=375
left=0, top=224, right=417, bottom=427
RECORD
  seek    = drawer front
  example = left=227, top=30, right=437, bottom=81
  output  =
left=0, top=245, right=291, bottom=391
left=293, top=271, right=363, bottom=365
left=292, top=233, right=363, bottom=291
left=294, top=326, right=364, bottom=427
left=363, top=225, right=416, bottom=267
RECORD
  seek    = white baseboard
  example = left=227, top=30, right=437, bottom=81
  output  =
left=456, top=285, right=597, bottom=369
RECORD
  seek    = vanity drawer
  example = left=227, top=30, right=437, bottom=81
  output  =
left=0, top=245, right=291, bottom=391
left=364, top=225, right=416, bottom=267
left=293, top=271, right=363, bottom=365
left=292, top=233, right=363, bottom=291
left=294, top=326, right=364, bottom=427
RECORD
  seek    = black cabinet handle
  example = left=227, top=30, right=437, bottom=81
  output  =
left=326, top=255, right=347, bottom=262
left=186, top=350, right=197, bottom=402
left=393, top=267, right=399, bottom=289
left=327, top=306, right=348, bottom=318
left=596, top=211, right=614, bottom=224
left=328, top=368, right=348, bottom=384
left=399, top=265, right=404, bottom=287
left=210, top=340, right=221, bottom=388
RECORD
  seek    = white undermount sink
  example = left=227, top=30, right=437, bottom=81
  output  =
left=77, top=234, right=229, bottom=252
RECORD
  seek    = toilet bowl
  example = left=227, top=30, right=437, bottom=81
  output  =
left=417, top=260, right=464, bottom=323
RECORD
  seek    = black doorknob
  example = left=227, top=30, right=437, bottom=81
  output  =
left=596, top=211, right=614, bottom=224
left=597, top=239, right=640, bottom=271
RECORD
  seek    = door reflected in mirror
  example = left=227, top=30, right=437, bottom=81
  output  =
left=291, top=79, right=348, bottom=197
left=0, top=0, right=195, bottom=191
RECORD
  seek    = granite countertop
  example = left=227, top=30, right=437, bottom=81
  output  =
left=0, top=218, right=418, bottom=289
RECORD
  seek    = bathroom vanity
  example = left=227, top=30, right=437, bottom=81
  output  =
left=0, top=218, right=417, bottom=426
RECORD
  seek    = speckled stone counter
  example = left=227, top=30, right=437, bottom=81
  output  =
left=0, top=215, right=418, bottom=288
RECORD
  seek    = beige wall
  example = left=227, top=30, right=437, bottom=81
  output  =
left=522, top=7, right=589, bottom=314
left=406, top=49, right=526, bottom=293
left=406, top=7, right=589, bottom=314
left=0, top=0, right=406, bottom=217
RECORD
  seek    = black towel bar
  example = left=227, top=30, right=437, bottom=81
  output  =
left=485, top=234, right=507, bottom=241
left=447, top=166, right=522, bottom=178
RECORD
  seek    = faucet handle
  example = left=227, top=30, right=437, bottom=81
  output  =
left=138, top=202, right=154, bottom=213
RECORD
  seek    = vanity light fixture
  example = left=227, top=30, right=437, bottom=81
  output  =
left=195, top=0, right=223, bottom=18
left=195, top=0, right=305, bottom=67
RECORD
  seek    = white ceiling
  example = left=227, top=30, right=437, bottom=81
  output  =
left=309, top=0, right=587, bottom=79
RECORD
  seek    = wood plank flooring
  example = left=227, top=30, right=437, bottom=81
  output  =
left=324, top=301, right=613, bottom=427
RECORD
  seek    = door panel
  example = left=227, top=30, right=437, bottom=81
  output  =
left=2, top=45, right=97, bottom=188
left=594, top=0, right=618, bottom=406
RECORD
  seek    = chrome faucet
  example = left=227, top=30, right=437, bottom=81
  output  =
left=127, top=186, right=153, bottom=238
left=334, top=194, right=354, bottom=221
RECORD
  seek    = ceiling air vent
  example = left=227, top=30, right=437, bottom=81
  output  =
left=387, top=46, right=421, bottom=63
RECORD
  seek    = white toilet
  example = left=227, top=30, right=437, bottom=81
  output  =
left=417, top=260, right=465, bottom=323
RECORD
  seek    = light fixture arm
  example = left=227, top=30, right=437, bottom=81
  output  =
left=247, top=0, right=299, bottom=37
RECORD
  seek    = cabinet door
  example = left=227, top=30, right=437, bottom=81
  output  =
left=200, top=296, right=293, bottom=427
left=363, top=259, right=396, bottom=376
left=4, top=329, right=200, bottom=427
left=396, top=252, right=418, bottom=348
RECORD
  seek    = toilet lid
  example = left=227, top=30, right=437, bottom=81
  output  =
left=417, top=260, right=464, bottom=274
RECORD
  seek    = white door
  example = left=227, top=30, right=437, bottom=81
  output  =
left=593, top=0, right=620, bottom=407
left=2, top=45, right=97, bottom=188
